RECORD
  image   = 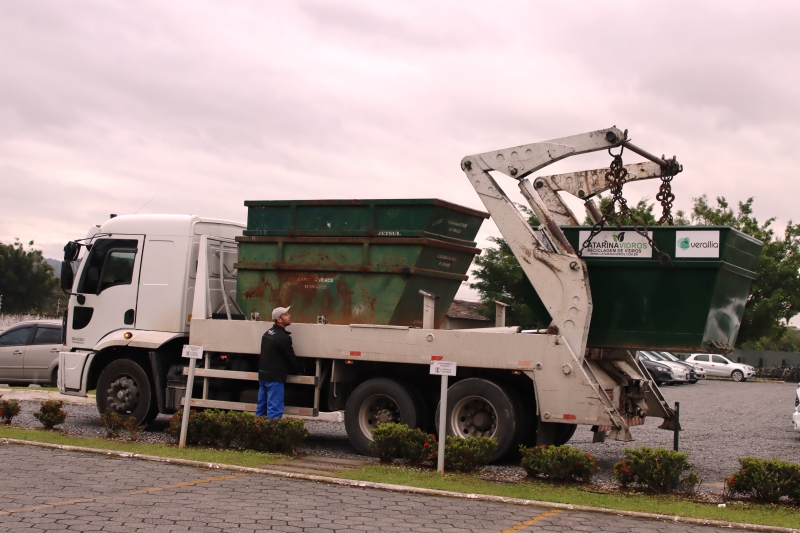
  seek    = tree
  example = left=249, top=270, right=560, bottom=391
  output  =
left=469, top=206, right=545, bottom=329
left=0, top=239, right=60, bottom=314
left=691, top=195, right=800, bottom=347
left=582, top=194, right=690, bottom=226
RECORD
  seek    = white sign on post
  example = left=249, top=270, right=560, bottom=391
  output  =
left=179, top=344, right=203, bottom=448
left=431, top=357, right=456, bottom=474
left=430, top=360, right=457, bottom=376
left=182, top=345, right=204, bottom=359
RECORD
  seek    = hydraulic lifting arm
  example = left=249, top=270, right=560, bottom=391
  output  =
left=461, top=127, right=682, bottom=362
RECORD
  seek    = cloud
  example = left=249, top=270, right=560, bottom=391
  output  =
left=0, top=0, right=797, bottom=270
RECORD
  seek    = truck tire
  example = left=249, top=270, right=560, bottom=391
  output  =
left=344, top=378, right=423, bottom=456
left=554, top=423, right=577, bottom=445
left=96, top=359, right=156, bottom=426
left=435, top=378, right=524, bottom=462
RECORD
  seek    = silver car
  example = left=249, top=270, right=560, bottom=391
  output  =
left=639, top=351, right=691, bottom=384
left=684, top=353, right=755, bottom=382
left=0, top=320, right=62, bottom=385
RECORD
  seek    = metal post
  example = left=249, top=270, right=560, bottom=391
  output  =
left=178, top=357, right=197, bottom=448
left=313, top=359, right=322, bottom=415
left=495, top=301, right=509, bottom=327
left=673, top=401, right=680, bottom=451
left=437, top=374, right=448, bottom=474
left=202, top=352, right=210, bottom=400
left=419, top=290, right=439, bottom=329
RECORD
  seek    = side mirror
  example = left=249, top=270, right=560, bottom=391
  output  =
left=63, top=241, right=80, bottom=262
left=60, top=261, right=74, bottom=292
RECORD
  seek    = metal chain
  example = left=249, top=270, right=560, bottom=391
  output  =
left=656, top=173, right=675, bottom=225
left=578, top=147, right=673, bottom=267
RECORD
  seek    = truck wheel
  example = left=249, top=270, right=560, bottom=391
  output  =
left=50, top=366, right=59, bottom=388
left=435, top=378, right=524, bottom=462
left=344, top=378, right=422, bottom=456
left=96, top=359, right=156, bottom=425
left=554, top=424, right=577, bottom=445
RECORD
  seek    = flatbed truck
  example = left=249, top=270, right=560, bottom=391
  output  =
left=59, top=128, right=682, bottom=460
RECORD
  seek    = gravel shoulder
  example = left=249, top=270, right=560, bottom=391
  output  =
left=8, top=379, right=799, bottom=491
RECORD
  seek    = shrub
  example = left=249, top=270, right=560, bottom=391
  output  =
left=122, top=416, right=146, bottom=442
left=100, top=409, right=124, bottom=438
left=166, top=410, right=308, bottom=454
left=520, top=444, right=598, bottom=483
left=726, top=457, right=800, bottom=504
left=442, top=436, right=497, bottom=472
left=613, top=446, right=698, bottom=494
left=0, top=399, right=21, bottom=424
left=33, top=400, right=67, bottom=429
left=369, top=423, right=436, bottom=465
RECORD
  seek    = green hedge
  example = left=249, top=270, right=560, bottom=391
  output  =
left=369, top=423, right=496, bottom=472
left=613, top=446, right=700, bottom=494
left=520, top=444, right=598, bottom=483
left=726, top=457, right=800, bottom=504
left=166, top=410, right=308, bottom=454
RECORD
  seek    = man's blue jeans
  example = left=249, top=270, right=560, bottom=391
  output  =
left=256, top=380, right=284, bottom=419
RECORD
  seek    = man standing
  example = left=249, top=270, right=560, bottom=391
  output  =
left=257, top=306, right=303, bottom=419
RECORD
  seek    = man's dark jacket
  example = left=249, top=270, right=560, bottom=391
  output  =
left=259, top=324, right=303, bottom=382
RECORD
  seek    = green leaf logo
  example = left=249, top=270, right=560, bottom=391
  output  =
left=679, top=237, right=691, bottom=250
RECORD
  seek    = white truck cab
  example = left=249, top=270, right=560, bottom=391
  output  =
left=59, top=214, right=243, bottom=423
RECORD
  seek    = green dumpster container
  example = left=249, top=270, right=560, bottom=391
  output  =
left=243, top=199, right=488, bottom=246
left=521, top=226, right=762, bottom=352
left=235, top=236, right=482, bottom=328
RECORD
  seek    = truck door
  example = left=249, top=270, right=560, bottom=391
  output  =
left=67, top=236, right=144, bottom=349
left=0, top=325, right=33, bottom=380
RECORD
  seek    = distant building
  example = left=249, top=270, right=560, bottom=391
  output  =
left=440, top=299, right=492, bottom=330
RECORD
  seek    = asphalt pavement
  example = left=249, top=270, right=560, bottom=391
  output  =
left=0, top=444, right=741, bottom=532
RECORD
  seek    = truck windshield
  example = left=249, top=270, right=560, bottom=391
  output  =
left=78, top=239, right=138, bottom=294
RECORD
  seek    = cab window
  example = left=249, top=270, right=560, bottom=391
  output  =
left=694, top=354, right=709, bottom=362
left=78, top=239, right=138, bottom=295
left=0, top=327, right=33, bottom=347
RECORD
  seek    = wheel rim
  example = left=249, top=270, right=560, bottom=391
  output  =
left=732, top=371, right=743, bottom=382
left=450, top=395, right=498, bottom=438
left=106, top=375, right=140, bottom=414
left=358, top=394, right=401, bottom=440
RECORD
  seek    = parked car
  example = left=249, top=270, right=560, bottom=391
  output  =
left=684, top=353, right=755, bottom=382
left=794, top=384, right=800, bottom=432
left=0, top=320, right=62, bottom=385
left=638, top=351, right=690, bottom=385
left=657, top=351, right=706, bottom=381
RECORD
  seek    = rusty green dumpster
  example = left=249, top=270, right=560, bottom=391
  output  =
left=236, top=199, right=488, bottom=328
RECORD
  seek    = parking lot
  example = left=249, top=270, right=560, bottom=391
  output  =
left=6, top=378, right=799, bottom=492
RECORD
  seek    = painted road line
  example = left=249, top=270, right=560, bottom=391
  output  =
left=500, top=509, right=563, bottom=532
left=0, top=473, right=247, bottom=516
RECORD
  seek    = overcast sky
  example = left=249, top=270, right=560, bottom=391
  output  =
left=1, top=1, right=798, bottom=312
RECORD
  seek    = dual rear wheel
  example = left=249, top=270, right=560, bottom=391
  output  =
left=344, top=377, right=575, bottom=462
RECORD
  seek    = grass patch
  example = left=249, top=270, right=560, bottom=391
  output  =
left=0, top=425, right=286, bottom=468
left=339, top=466, right=800, bottom=529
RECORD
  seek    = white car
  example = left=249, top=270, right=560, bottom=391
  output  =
left=684, top=353, right=755, bottom=382
left=656, top=351, right=706, bottom=381
left=794, top=384, right=800, bottom=432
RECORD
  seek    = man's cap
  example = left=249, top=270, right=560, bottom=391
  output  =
left=272, top=306, right=291, bottom=320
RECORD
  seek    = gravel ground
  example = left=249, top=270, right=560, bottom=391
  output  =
left=8, top=379, right=799, bottom=491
